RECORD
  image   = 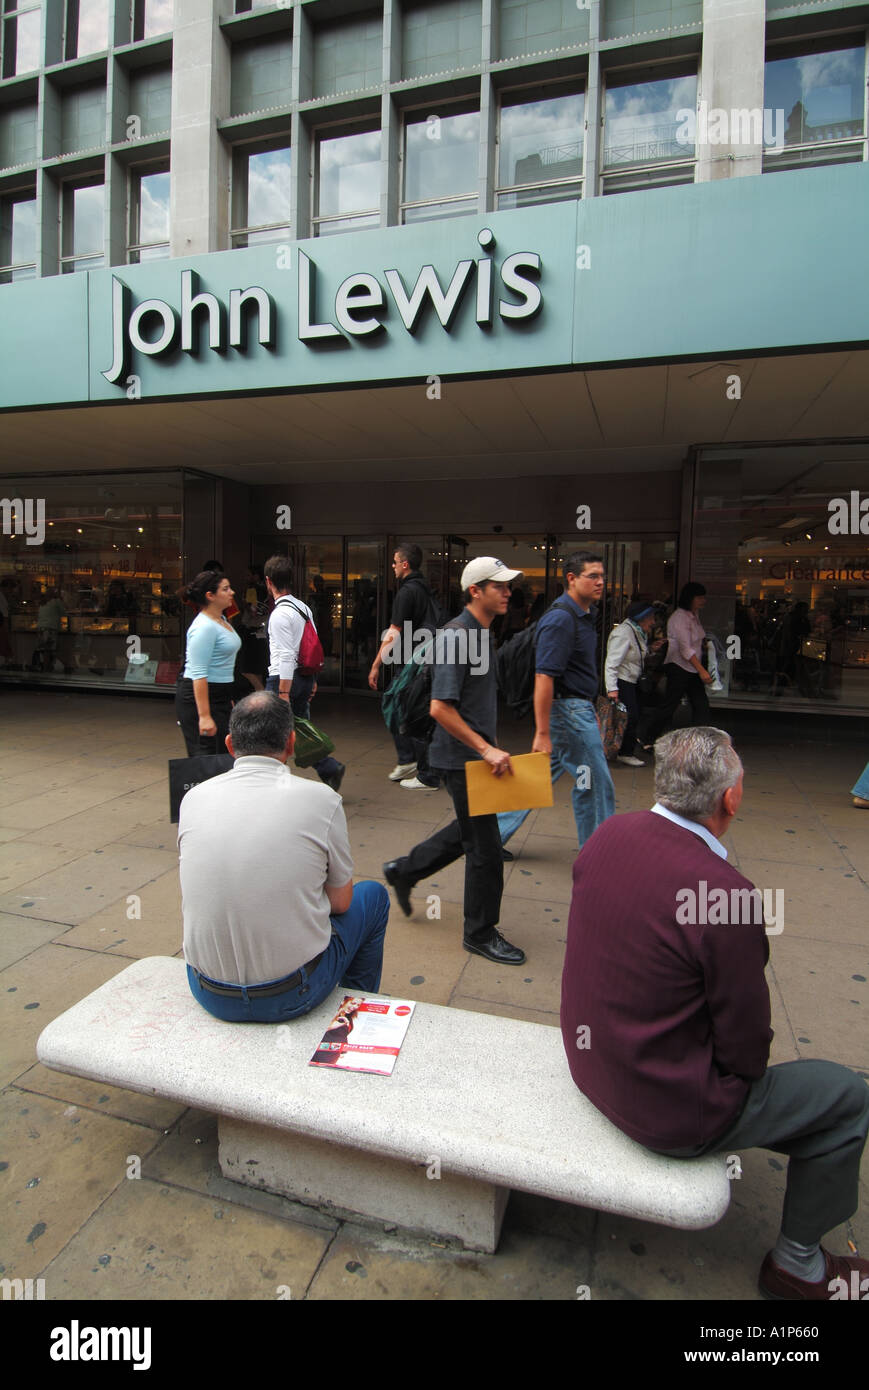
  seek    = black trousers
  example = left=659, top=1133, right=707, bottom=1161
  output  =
left=617, top=679, right=640, bottom=756
left=638, top=663, right=710, bottom=745
left=175, top=678, right=234, bottom=757
left=655, top=1060, right=869, bottom=1245
left=399, top=766, right=502, bottom=944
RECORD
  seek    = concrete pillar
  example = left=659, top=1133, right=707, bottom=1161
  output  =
left=697, top=0, right=766, bottom=181
left=169, top=0, right=230, bottom=257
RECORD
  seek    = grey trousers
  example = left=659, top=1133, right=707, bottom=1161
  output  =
left=655, top=1060, right=869, bottom=1245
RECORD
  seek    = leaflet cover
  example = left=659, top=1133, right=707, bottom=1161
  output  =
left=309, top=995, right=416, bottom=1076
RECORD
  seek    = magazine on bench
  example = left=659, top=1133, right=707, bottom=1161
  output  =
left=309, top=995, right=416, bottom=1076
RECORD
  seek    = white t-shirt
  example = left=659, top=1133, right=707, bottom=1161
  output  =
left=267, top=596, right=314, bottom=682
left=179, top=755, right=354, bottom=985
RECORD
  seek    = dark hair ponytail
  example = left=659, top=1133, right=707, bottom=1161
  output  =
left=184, top=569, right=224, bottom=608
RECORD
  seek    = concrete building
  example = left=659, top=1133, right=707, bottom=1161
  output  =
left=1, top=0, right=867, bottom=710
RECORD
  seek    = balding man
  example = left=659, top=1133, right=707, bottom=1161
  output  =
left=180, top=691, right=389, bottom=1023
left=561, top=726, right=869, bottom=1300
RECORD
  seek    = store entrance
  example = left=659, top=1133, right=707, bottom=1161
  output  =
left=253, top=533, right=677, bottom=694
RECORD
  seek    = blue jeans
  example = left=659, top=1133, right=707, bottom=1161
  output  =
left=186, top=880, right=389, bottom=1022
left=265, top=672, right=342, bottom=782
left=852, top=761, right=869, bottom=800
left=498, top=698, right=615, bottom=849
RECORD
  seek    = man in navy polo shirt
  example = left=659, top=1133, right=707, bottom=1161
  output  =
left=499, top=550, right=615, bottom=850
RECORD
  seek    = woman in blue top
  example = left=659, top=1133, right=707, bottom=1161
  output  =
left=175, top=570, right=242, bottom=756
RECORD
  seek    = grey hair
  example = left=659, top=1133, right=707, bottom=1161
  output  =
left=653, top=727, right=742, bottom=820
left=229, top=691, right=293, bottom=756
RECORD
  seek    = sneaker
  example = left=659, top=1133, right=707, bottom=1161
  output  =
left=400, top=777, right=437, bottom=789
left=388, top=762, right=417, bottom=782
left=617, top=755, right=645, bottom=767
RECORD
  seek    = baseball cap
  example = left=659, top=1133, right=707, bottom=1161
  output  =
left=461, top=556, right=523, bottom=590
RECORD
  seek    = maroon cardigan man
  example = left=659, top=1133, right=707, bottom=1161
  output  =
left=561, top=726, right=869, bottom=1301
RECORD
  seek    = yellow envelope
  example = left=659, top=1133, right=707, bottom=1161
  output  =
left=465, top=752, right=553, bottom=817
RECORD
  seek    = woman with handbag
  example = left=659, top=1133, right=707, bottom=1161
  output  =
left=604, top=601, right=661, bottom=766
left=175, top=570, right=241, bottom=756
left=637, top=582, right=713, bottom=750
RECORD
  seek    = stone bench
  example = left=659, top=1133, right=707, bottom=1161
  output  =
left=37, top=955, right=730, bottom=1253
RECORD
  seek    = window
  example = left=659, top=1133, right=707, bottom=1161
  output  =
left=231, top=141, right=290, bottom=248
left=60, top=177, right=104, bottom=272
left=2, top=0, right=41, bottom=78
left=314, top=125, right=380, bottom=236
left=764, top=37, right=866, bottom=173
left=497, top=84, right=584, bottom=209
left=132, top=0, right=173, bottom=42
left=65, top=0, right=108, bottom=60
left=401, top=103, right=479, bottom=223
left=128, top=165, right=169, bottom=263
left=602, top=68, right=697, bottom=193
left=0, top=188, right=36, bottom=282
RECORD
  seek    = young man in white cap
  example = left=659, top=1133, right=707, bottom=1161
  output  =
left=383, top=557, right=527, bottom=965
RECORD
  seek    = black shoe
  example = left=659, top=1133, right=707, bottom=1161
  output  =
left=322, top=762, right=345, bottom=793
left=383, top=860, right=414, bottom=917
left=501, top=848, right=514, bottom=862
left=463, top=932, right=526, bottom=965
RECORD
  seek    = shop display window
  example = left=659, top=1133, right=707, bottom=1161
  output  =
left=693, top=451, right=869, bottom=711
left=0, top=472, right=185, bottom=690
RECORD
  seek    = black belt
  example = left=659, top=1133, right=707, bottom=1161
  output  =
left=553, top=692, right=594, bottom=701
left=193, top=950, right=326, bottom=998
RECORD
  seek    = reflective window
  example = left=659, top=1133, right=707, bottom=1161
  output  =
left=603, top=72, right=697, bottom=168
left=314, top=126, right=380, bottom=236
left=133, top=0, right=173, bottom=42
left=497, top=86, right=584, bottom=209
left=402, top=106, right=479, bottom=223
left=764, top=40, right=865, bottom=170
left=0, top=190, right=37, bottom=282
left=2, top=1, right=41, bottom=78
left=129, top=166, right=169, bottom=263
left=66, top=0, right=108, bottom=60
left=60, top=179, right=104, bottom=273
left=231, top=142, right=291, bottom=248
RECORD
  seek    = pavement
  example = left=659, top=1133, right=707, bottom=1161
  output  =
left=0, top=688, right=866, bottom=1302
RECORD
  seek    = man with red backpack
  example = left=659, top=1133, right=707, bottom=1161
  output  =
left=264, top=554, right=345, bottom=793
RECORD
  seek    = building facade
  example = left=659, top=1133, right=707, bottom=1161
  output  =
left=1, top=0, right=867, bottom=711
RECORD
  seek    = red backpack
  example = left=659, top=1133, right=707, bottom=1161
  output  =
left=276, top=598, right=324, bottom=676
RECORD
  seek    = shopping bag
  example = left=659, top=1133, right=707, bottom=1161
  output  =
left=168, top=753, right=234, bottom=823
left=594, top=696, right=628, bottom=761
left=293, top=716, right=335, bottom=768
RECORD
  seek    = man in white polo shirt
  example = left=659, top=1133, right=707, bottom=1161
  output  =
left=180, top=691, right=389, bottom=1022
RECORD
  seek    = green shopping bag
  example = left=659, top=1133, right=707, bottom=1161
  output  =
left=293, top=716, right=335, bottom=768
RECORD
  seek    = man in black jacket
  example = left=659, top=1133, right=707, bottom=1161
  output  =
left=368, top=541, right=440, bottom=788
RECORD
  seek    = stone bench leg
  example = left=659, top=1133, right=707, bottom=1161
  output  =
left=219, top=1118, right=509, bottom=1254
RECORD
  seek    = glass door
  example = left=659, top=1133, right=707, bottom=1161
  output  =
left=344, top=539, right=385, bottom=690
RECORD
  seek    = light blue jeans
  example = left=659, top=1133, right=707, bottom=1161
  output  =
left=852, top=761, right=869, bottom=800
left=498, top=698, right=615, bottom=849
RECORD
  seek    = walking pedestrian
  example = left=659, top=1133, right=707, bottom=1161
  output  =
left=175, top=569, right=241, bottom=755
left=368, top=541, right=440, bottom=789
left=383, top=556, right=527, bottom=965
left=498, top=551, right=615, bottom=851
left=638, top=582, right=713, bottom=749
left=263, top=554, right=345, bottom=794
left=604, top=600, right=663, bottom=767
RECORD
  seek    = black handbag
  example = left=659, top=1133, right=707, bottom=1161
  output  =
left=168, top=753, right=234, bottom=823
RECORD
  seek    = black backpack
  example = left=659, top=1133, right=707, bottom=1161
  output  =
left=496, top=597, right=583, bottom=717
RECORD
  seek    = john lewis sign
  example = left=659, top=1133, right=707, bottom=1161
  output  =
left=102, top=230, right=542, bottom=387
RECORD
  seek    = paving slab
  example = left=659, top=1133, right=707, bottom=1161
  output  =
left=0, top=841, right=83, bottom=894
left=37, top=1177, right=332, bottom=1300
left=767, top=939, right=868, bottom=1072
left=0, top=912, right=72, bottom=971
left=14, top=1061, right=187, bottom=1131
left=0, top=847, right=178, bottom=925
left=738, top=857, right=867, bottom=943
left=0, top=1088, right=158, bottom=1281
left=60, top=869, right=183, bottom=959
